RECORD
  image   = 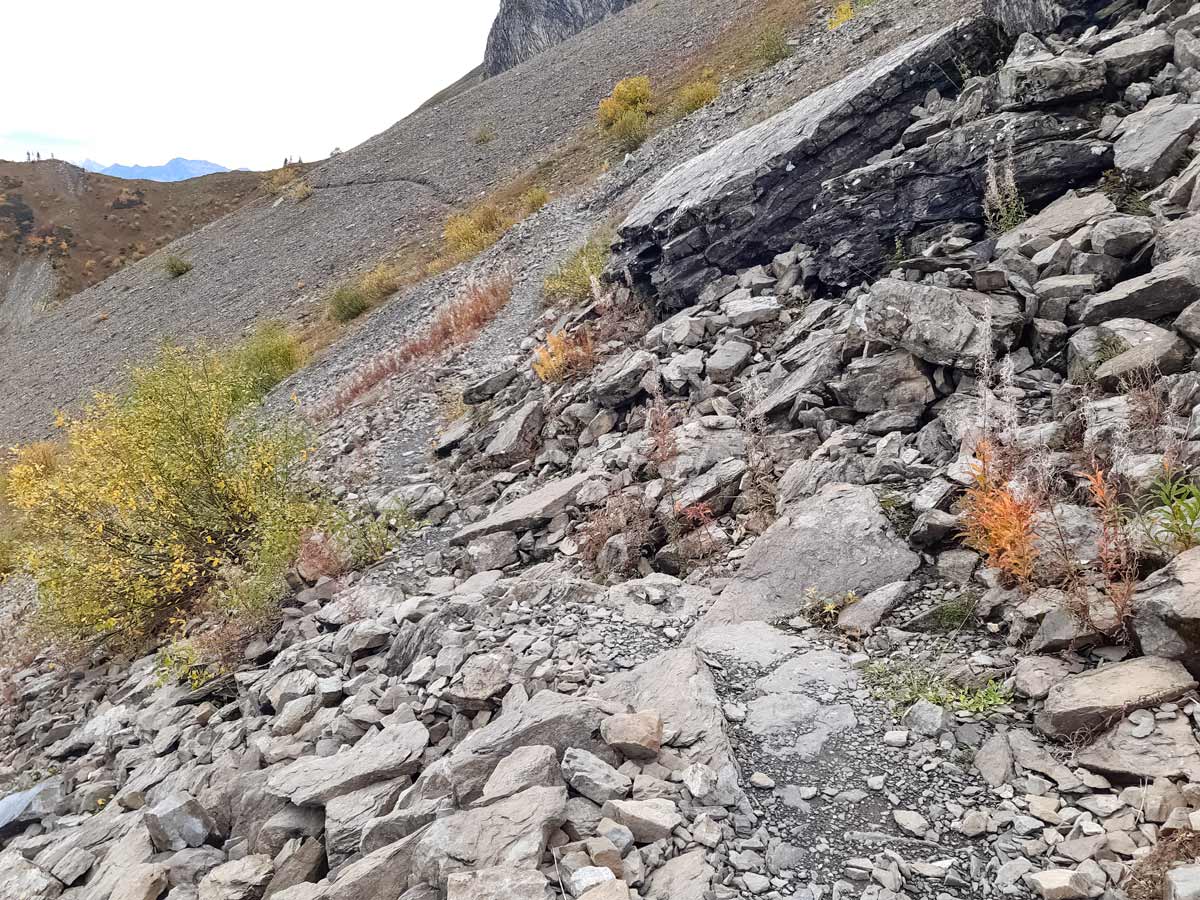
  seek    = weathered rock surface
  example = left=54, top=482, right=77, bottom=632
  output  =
left=1037, top=657, right=1198, bottom=738
left=700, top=483, right=919, bottom=627
left=483, top=0, right=635, bottom=76
left=611, top=18, right=1007, bottom=307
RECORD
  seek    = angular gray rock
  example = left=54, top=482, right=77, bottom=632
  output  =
left=198, top=855, right=273, bottom=900
left=836, top=581, right=914, bottom=635
left=983, top=0, right=1126, bottom=38
left=482, top=744, right=562, bottom=802
left=699, top=483, right=919, bottom=628
left=1037, top=657, right=1197, bottom=738
left=483, top=400, right=543, bottom=466
left=409, top=785, right=568, bottom=887
left=562, top=747, right=633, bottom=803
left=1077, top=714, right=1200, bottom=781
left=1133, top=547, right=1200, bottom=675
left=864, top=280, right=1024, bottom=369
left=599, top=798, right=682, bottom=842
left=446, top=866, right=549, bottom=900
left=144, top=792, right=217, bottom=852
left=1113, top=100, right=1200, bottom=185
left=1099, top=30, right=1176, bottom=88
left=610, top=18, right=1006, bottom=307
left=451, top=471, right=593, bottom=545
left=1078, top=256, right=1200, bottom=324
left=266, top=721, right=429, bottom=806
left=590, top=349, right=656, bottom=406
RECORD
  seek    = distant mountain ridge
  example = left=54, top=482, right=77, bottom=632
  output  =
left=79, top=157, right=235, bottom=182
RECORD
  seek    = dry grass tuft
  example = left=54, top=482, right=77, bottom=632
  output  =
left=520, top=186, right=551, bottom=214
left=531, top=329, right=597, bottom=383
left=327, top=261, right=404, bottom=323
left=544, top=233, right=612, bottom=306
left=325, top=274, right=514, bottom=416
left=1125, top=832, right=1200, bottom=900
left=440, top=203, right=512, bottom=264
left=578, top=493, right=654, bottom=572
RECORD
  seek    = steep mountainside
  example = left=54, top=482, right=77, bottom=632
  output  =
left=483, top=0, right=637, bottom=75
left=0, top=0, right=819, bottom=442
left=8, top=1, right=1200, bottom=897
left=0, top=160, right=259, bottom=309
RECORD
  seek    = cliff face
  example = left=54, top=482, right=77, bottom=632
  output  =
left=483, top=0, right=636, bottom=75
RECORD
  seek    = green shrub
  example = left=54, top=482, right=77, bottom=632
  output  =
left=329, top=286, right=370, bottom=323
left=674, top=72, right=720, bottom=116
left=228, top=323, right=306, bottom=396
left=863, top=660, right=1011, bottom=713
left=611, top=108, right=649, bottom=151
left=753, top=27, right=792, bottom=67
left=1141, top=469, right=1200, bottom=556
left=5, top=344, right=334, bottom=644
left=472, top=125, right=496, bottom=145
left=164, top=255, right=193, bottom=278
left=544, top=233, right=612, bottom=304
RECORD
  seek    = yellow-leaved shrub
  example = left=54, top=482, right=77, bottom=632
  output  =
left=5, top=342, right=331, bottom=644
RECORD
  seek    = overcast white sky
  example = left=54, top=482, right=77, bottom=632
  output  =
left=2, top=1, right=501, bottom=171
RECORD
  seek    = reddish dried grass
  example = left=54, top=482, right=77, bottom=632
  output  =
left=322, top=274, right=513, bottom=417
left=960, top=440, right=1039, bottom=588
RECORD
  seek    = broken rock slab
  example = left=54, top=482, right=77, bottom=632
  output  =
left=446, top=866, right=549, bottom=900
left=266, top=721, right=429, bottom=806
left=1077, top=714, right=1200, bottom=781
left=864, top=279, right=1024, bottom=369
left=697, top=483, right=919, bottom=629
left=451, top=471, right=593, bottom=546
left=1133, top=546, right=1200, bottom=675
left=610, top=18, right=1007, bottom=308
left=409, top=785, right=568, bottom=887
left=1037, top=656, right=1197, bottom=738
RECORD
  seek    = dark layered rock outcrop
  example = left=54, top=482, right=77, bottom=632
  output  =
left=609, top=17, right=1009, bottom=308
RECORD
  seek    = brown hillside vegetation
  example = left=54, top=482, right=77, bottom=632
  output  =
left=0, top=160, right=260, bottom=302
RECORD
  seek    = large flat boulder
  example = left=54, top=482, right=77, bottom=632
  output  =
left=409, top=786, right=568, bottom=888
left=1113, top=100, right=1200, bottom=186
left=1077, top=715, right=1200, bottom=781
left=610, top=18, right=1007, bottom=308
left=697, top=483, right=919, bottom=629
left=266, top=721, right=429, bottom=806
left=1036, top=657, right=1197, bottom=738
left=451, top=471, right=593, bottom=545
left=1078, top=256, right=1200, bottom=324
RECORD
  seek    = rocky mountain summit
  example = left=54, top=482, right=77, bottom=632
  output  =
left=7, top=0, right=1200, bottom=899
left=483, top=0, right=637, bottom=76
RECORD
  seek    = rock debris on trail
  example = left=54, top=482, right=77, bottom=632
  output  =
left=9, top=0, right=1200, bottom=897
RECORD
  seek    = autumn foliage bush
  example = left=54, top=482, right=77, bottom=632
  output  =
left=598, top=76, right=654, bottom=150
left=5, top=343, right=330, bottom=644
left=960, top=440, right=1039, bottom=587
